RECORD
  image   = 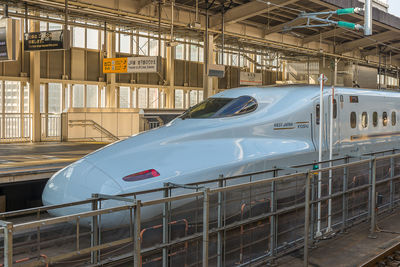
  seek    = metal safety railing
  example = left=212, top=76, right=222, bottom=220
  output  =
left=41, top=113, right=62, bottom=141
left=0, top=149, right=400, bottom=266
left=0, top=113, right=32, bottom=142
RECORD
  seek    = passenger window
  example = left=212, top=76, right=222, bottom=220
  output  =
left=373, top=112, right=378, bottom=127
left=316, top=104, right=320, bottom=125
left=350, top=112, right=356, bottom=128
left=362, top=112, right=368, bottom=128
left=392, top=112, right=396, bottom=126
left=333, top=99, right=337, bottom=119
left=383, top=112, right=388, bottom=126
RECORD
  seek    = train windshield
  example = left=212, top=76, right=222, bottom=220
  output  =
left=180, top=95, right=258, bottom=119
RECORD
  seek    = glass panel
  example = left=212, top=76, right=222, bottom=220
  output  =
left=213, top=96, right=257, bottom=118
left=350, top=112, right=356, bottom=128
left=160, top=90, right=165, bottom=109
left=180, top=98, right=233, bottom=119
left=148, top=88, right=159, bottom=108
left=5, top=81, right=20, bottom=113
left=138, top=88, right=148, bottom=108
left=87, top=28, right=99, bottom=49
left=175, top=43, right=184, bottom=60
left=48, top=83, right=62, bottom=113
left=119, top=86, right=130, bottom=108
left=383, top=112, right=388, bottom=126
left=86, top=85, right=98, bottom=108
left=175, top=89, right=184, bottom=109
left=361, top=112, right=368, bottom=128
left=120, top=33, right=131, bottom=53
left=40, top=84, right=44, bottom=113
left=72, top=84, right=84, bottom=108
left=190, top=45, right=198, bottom=61
left=190, top=90, right=198, bottom=107
left=48, top=23, right=62, bottom=31
left=24, top=83, right=29, bottom=113
left=64, top=84, right=70, bottom=111
left=149, top=38, right=158, bottom=56
left=139, top=36, right=148, bottom=55
left=198, top=90, right=204, bottom=102
left=373, top=112, right=378, bottom=127
left=132, top=88, right=137, bottom=108
left=100, top=86, right=106, bottom=108
left=73, top=27, right=85, bottom=48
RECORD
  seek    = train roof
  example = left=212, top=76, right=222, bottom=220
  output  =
left=214, top=84, right=400, bottom=102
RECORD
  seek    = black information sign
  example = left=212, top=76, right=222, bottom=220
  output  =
left=0, top=26, right=8, bottom=60
left=24, top=30, right=69, bottom=51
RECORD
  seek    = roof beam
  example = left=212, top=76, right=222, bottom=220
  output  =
left=209, top=0, right=299, bottom=29
left=263, top=17, right=307, bottom=36
left=361, top=43, right=400, bottom=57
left=336, top=31, right=396, bottom=53
left=302, top=27, right=348, bottom=44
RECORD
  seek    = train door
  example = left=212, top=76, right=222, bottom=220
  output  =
left=312, top=96, right=340, bottom=153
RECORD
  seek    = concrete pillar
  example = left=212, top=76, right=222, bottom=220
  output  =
left=106, top=26, right=116, bottom=108
left=29, top=18, right=41, bottom=142
left=203, top=33, right=214, bottom=99
left=166, top=45, right=175, bottom=108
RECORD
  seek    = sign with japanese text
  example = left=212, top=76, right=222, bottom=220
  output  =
left=103, top=57, right=128, bottom=73
left=127, top=56, right=159, bottom=73
left=24, top=29, right=70, bottom=51
left=239, top=71, right=262, bottom=86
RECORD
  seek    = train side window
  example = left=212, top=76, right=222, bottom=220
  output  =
left=373, top=112, right=378, bottom=127
left=362, top=112, right=368, bottom=128
left=333, top=99, right=337, bottom=119
left=383, top=112, right=388, bottom=126
left=350, top=112, right=356, bottom=128
left=316, top=104, right=320, bottom=125
left=392, top=112, right=396, bottom=126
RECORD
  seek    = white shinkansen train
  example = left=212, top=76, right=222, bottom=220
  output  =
left=42, top=85, right=400, bottom=226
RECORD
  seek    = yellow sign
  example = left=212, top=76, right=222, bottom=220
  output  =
left=103, top=57, right=128, bottom=73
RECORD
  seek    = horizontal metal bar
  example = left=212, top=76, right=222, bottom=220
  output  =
left=141, top=191, right=203, bottom=207
left=13, top=204, right=135, bottom=231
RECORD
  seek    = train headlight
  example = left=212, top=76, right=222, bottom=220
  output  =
left=122, top=169, right=160, bottom=182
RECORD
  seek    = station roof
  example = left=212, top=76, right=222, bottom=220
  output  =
left=175, top=0, right=400, bottom=60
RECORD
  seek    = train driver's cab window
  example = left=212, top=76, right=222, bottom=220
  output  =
left=383, top=112, right=388, bottom=126
left=180, top=95, right=258, bottom=119
left=392, top=112, right=396, bottom=126
left=361, top=112, right=368, bottom=128
left=350, top=112, right=357, bottom=128
left=373, top=112, right=378, bottom=127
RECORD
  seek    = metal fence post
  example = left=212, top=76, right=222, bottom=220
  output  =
left=390, top=151, right=395, bottom=211
left=0, top=221, right=13, bottom=267
left=134, top=200, right=142, bottom=267
left=162, top=183, right=170, bottom=267
left=269, top=170, right=277, bottom=264
left=368, top=159, right=372, bottom=220
left=304, top=172, right=311, bottom=267
left=217, top=175, right=224, bottom=267
left=91, top=194, right=99, bottom=264
left=368, top=158, right=377, bottom=239
left=202, top=188, right=210, bottom=267
left=341, top=157, right=349, bottom=233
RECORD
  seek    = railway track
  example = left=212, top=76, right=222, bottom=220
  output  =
left=360, top=241, right=400, bottom=267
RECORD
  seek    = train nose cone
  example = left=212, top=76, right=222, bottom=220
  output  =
left=42, top=159, right=126, bottom=227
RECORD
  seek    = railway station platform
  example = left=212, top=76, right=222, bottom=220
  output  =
left=278, top=211, right=400, bottom=267
left=0, top=142, right=106, bottom=211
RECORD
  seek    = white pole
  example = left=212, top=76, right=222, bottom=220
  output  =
left=364, top=0, right=372, bottom=36
left=316, top=73, right=324, bottom=237
left=327, top=86, right=334, bottom=233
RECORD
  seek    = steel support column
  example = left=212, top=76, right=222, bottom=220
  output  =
left=202, top=188, right=210, bottom=267
left=368, top=158, right=377, bottom=238
left=134, top=200, right=142, bottom=267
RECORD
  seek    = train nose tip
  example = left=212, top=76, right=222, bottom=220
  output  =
left=42, top=159, right=122, bottom=206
